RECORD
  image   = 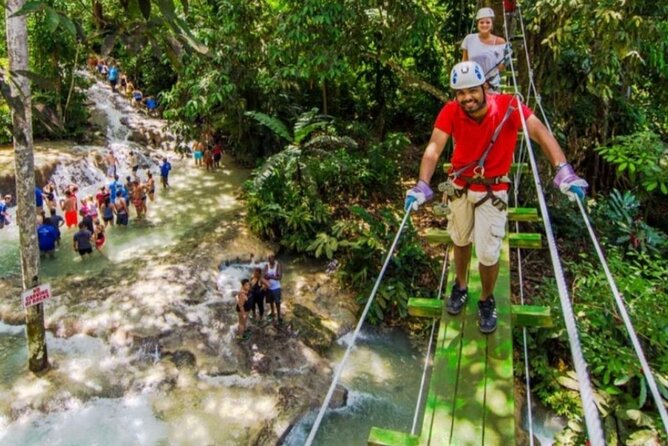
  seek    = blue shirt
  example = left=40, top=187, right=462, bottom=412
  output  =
left=0, top=202, right=6, bottom=223
left=108, top=180, right=118, bottom=200
left=160, top=162, right=172, bottom=177
left=146, top=98, right=158, bottom=110
left=108, top=67, right=119, bottom=81
left=35, top=188, right=43, bottom=207
left=38, top=224, right=58, bottom=251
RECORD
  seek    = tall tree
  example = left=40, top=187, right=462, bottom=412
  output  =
left=4, top=0, right=48, bottom=372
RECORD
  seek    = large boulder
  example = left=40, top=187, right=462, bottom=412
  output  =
left=290, top=303, right=336, bottom=354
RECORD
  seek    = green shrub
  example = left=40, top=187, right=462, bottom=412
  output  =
left=528, top=243, right=668, bottom=444
left=595, top=130, right=668, bottom=196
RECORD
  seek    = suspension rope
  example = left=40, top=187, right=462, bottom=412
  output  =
left=501, top=5, right=534, bottom=444
left=575, top=198, right=668, bottom=436
left=502, top=12, right=606, bottom=443
left=304, top=209, right=414, bottom=446
left=514, top=95, right=605, bottom=446
left=511, top=1, right=667, bottom=438
left=410, top=246, right=451, bottom=435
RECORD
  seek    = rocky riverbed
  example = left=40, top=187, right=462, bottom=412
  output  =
left=0, top=76, right=360, bottom=445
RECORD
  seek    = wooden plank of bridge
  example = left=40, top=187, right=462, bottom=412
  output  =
left=418, top=256, right=464, bottom=446
left=447, top=248, right=487, bottom=445
left=482, top=237, right=516, bottom=445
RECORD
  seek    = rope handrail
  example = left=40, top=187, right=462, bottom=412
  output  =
left=512, top=1, right=668, bottom=438
left=575, top=198, right=668, bottom=436
left=503, top=12, right=606, bottom=443
left=304, top=209, right=414, bottom=446
left=502, top=6, right=535, bottom=445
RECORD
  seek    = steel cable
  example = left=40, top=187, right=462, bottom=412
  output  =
left=502, top=10, right=606, bottom=442
left=575, top=198, right=668, bottom=437
left=304, top=208, right=414, bottom=446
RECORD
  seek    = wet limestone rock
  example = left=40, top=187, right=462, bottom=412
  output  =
left=290, top=303, right=336, bottom=354
left=329, top=384, right=348, bottom=409
left=168, top=350, right=197, bottom=369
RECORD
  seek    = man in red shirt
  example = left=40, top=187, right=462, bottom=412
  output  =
left=405, top=61, right=587, bottom=333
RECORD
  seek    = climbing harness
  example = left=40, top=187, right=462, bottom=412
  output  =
left=304, top=208, right=414, bottom=446
left=437, top=102, right=515, bottom=215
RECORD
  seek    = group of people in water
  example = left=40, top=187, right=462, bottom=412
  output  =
left=10, top=150, right=174, bottom=259
left=88, top=57, right=160, bottom=117
left=235, top=253, right=284, bottom=341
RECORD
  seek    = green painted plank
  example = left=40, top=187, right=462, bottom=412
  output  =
left=507, top=207, right=540, bottom=222
left=441, top=163, right=529, bottom=174
left=423, top=229, right=451, bottom=245
left=408, top=298, right=444, bottom=319
left=368, top=427, right=418, bottom=446
left=509, top=233, right=542, bottom=249
left=448, top=247, right=488, bottom=446
left=511, top=305, right=553, bottom=328
left=420, top=256, right=463, bottom=446
left=483, top=236, right=516, bottom=445
left=425, top=230, right=542, bottom=250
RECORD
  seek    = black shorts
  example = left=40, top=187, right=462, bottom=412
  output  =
left=110, top=79, right=118, bottom=87
left=132, top=165, right=139, bottom=172
left=117, top=213, right=128, bottom=226
left=78, top=247, right=93, bottom=256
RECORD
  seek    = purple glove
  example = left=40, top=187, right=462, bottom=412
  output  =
left=405, top=180, right=434, bottom=212
left=553, top=163, right=588, bottom=202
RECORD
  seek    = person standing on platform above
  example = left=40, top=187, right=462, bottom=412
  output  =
left=461, top=7, right=508, bottom=91
left=405, top=61, right=588, bottom=334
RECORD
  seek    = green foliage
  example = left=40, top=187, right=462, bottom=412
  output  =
left=334, top=206, right=432, bottom=324
left=595, top=131, right=668, bottom=195
left=527, top=217, right=668, bottom=443
left=593, top=189, right=667, bottom=253
left=0, top=101, right=13, bottom=144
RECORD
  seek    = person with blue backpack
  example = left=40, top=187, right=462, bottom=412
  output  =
left=108, top=62, right=119, bottom=93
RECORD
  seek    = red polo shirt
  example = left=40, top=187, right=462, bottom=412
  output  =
left=434, top=94, right=532, bottom=191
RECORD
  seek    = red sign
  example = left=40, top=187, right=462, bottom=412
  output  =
left=22, top=284, right=52, bottom=308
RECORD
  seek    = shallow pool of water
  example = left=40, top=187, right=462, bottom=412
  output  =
left=284, top=327, right=424, bottom=445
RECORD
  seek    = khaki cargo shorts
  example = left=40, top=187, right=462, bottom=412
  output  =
left=446, top=187, right=508, bottom=266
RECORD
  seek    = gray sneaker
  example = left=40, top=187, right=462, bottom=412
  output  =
left=478, top=297, right=497, bottom=334
left=446, top=285, right=468, bottom=315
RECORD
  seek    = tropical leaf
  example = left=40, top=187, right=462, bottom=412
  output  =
left=10, top=0, right=45, bottom=17
left=294, top=121, right=327, bottom=144
left=45, top=7, right=60, bottom=33
left=245, top=111, right=292, bottom=142
left=157, top=0, right=176, bottom=21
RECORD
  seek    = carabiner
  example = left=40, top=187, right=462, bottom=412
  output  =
left=472, top=165, right=485, bottom=179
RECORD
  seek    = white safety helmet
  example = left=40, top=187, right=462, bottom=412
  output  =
left=450, top=61, right=486, bottom=90
left=476, top=7, right=495, bottom=21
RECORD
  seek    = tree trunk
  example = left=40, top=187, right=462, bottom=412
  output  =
left=321, top=81, right=328, bottom=116
left=6, top=0, right=48, bottom=373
